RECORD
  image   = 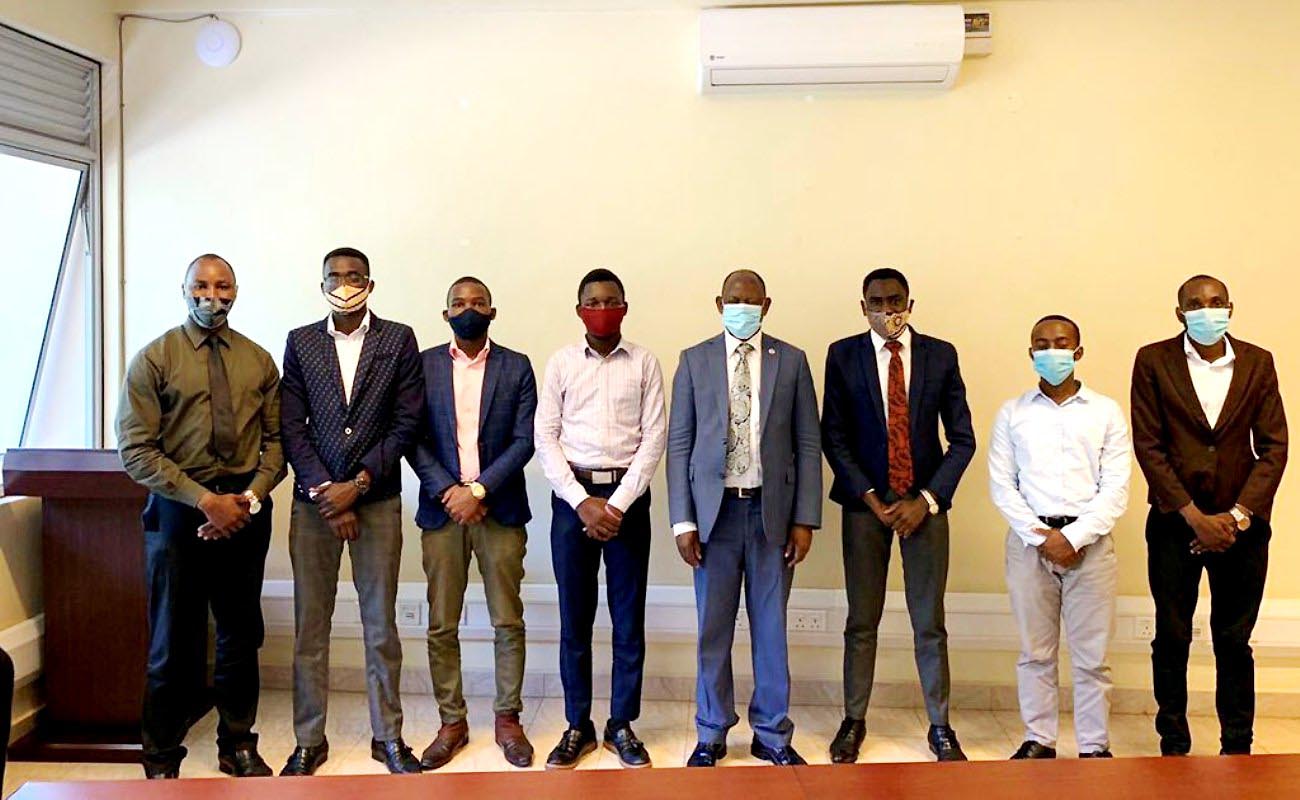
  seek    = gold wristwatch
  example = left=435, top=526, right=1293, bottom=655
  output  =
left=1229, top=506, right=1251, bottom=531
left=468, top=481, right=487, bottom=500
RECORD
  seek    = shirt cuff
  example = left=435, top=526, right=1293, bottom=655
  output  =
left=559, top=482, right=590, bottom=511
left=176, top=477, right=210, bottom=508
left=607, top=484, right=637, bottom=514
left=1015, top=525, right=1048, bottom=548
left=673, top=522, right=698, bottom=536
left=919, top=489, right=938, bottom=511
left=1060, top=522, right=1100, bottom=552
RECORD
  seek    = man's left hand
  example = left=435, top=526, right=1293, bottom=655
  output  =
left=441, top=485, right=485, bottom=525
left=316, top=479, right=361, bottom=518
left=886, top=496, right=931, bottom=538
left=785, top=525, right=814, bottom=567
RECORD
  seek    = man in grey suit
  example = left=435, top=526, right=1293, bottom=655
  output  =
left=668, top=270, right=822, bottom=767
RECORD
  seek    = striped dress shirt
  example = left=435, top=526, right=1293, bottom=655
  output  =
left=534, top=336, right=667, bottom=512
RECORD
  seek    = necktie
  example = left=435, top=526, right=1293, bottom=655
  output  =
left=885, top=340, right=914, bottom=496
left=207, top=336, right=237, bottom=460
left=726, top=342, right=754, bottom=476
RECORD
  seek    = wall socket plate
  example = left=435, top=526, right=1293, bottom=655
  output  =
left=734, top=609, right=828, bottom=632
left=1134, top=617, right=1206, bottom=641
left=397, top=601, right=424, bottom=627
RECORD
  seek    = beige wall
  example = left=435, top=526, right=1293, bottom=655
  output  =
left=109, top=0, right=1299, bottom=599
left=0, top=0, right=117, bottom=60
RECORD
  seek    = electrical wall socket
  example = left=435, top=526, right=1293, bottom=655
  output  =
left=1134, top=617, right=1205, bottom=641
left=397, top=601, right=424, bottom=627
left=788, top=609, right=827, bottom=633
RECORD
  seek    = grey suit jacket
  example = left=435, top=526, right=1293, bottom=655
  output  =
left=667, top=332, right=823, bottom=545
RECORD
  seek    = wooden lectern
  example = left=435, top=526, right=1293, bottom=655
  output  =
left=3, top=449, right=148, bottom=762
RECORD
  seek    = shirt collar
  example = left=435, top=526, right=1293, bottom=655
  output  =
left=1183, top=334, right=1235, bottom=367
left=870, top=325, right=912, bottom=354
left=182, top=316, right=230, bottom=349
left=1031, top=383, right=1093, bottom=407
left=450, top=339, right=491, bottom=364
left=724, top=330, right=761, bottom=357
left=327, top=309, right=372, bottom=340
left=582, top=335, right=628, bottom=359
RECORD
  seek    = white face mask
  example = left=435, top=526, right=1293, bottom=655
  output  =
left=324, top=282, right=371, bottom=313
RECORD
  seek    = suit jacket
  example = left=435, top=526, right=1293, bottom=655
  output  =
left=280, top=313, right=424, bottom=503
left=821, top=329, right=976, bottom=511
left=1131, top=334, right=1287, bottom=519
left=408, top=341, right=537, bottom=530
left=666, top=333, right=822, bottom=545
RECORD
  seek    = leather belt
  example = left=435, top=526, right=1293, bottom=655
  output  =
left=1039, top=515, right=1078, bottom=529
left=571, top=465, right=628, bottom=486
left=723, top=487, right=762, bottom=500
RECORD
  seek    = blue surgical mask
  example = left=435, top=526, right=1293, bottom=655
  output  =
left=722, top=303, right=763, bottom=340
left=1032, top=349, right=1077, bottom=386
left=1183, top=308, right=1230, bottom=346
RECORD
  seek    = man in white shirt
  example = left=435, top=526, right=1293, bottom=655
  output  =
left=534, top=268, right=666, bottom=769
left=989, top=315, right=1130, bottom=760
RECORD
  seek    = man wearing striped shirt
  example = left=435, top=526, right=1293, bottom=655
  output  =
left=534, top=268, right=667, bottom=770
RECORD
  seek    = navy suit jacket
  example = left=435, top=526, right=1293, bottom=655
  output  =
left=408, top=341, right=537, bottom=530
left=822, top=329, right=976, bottom=511
left=280, top=314, right=424, bottom=504
left=667, top=333, right=822, bottom=545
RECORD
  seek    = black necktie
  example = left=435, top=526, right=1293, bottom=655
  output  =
left=207, top=336, right=236, bottom=460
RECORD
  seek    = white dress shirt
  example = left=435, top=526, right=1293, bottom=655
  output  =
left=870, top=326, right=912, bottom=421
left=988, top=384, right=1132, bottom=551
left=326, top=309, right=371, bottom=404
left=534, top=336, right=667, bottom=513
left=1184, top=334, right=1235, bottom=428
left=672, top=332, right=763, bottom=536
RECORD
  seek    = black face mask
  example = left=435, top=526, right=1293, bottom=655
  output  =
left=448, top=308, right=491, bottom=340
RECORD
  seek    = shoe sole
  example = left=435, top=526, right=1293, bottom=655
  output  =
left=419, top=736, right=470, bottom=771
left=217, top=761, right=273, bottom=778
left=278, top=754, right=327, bottom=777
left=750, top=746, right=805, bottom=767
left=602, top=741, right=653, bottom=769
left=545, top=740, right=597, bottom=770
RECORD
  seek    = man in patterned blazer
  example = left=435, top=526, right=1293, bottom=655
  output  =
left=279, top=247, right=424, bottom=776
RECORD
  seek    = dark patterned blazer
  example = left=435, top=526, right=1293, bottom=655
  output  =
left=280, top=313, right=423, bottom=504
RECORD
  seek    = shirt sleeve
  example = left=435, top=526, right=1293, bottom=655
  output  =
left=987, top=400, right=1047, bottom=547
left=533, top=352, right=589, bottom=509
left=1060, top=400, right=1132, bottom=551
left=246, top=354, right=288, bottom=500
left=115, top=347, right=209, bottom=507
left=608, top=351, right=668, bottom=513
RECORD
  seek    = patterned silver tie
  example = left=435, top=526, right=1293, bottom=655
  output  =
left=726, top=342, right=754, bottom=476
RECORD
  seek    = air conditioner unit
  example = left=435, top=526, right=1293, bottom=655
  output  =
left=700, top=4, right=968, bottom=93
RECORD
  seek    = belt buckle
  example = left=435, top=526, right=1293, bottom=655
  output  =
left=736, top=487, right=754, bottom=499
left=591, top=470, right=616, bottom=486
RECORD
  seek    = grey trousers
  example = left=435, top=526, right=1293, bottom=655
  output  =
left=1006, top=530, right=1117, bottom=753
left=289, top=496, right=404, bottom=746
left=842, top=507, right=951, bottom=725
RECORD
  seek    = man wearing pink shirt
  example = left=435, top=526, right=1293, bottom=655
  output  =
left=409, top=277, right=538, bottom=770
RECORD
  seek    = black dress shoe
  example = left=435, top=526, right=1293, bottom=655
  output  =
left=143, top=763, right=179, bottom=780
left=546, top=725, right=598, bottom=770
left=687, top=742, right=727, bottom=767
left=750, top=738, right=808, bottom=766
left=1220, top=746, right=1252, bottom=756
left=927, top=725, right=968, bottom=762
left=603, top=722, right=652, bottom=768
left=371, top=738, right=422, bottom=774
left=280, top=739, right=329, bottom=776
left=1079, top=749, right=1113, bottom=758
left=830, top=718, right=866, bottom=764
left=1010, top=740, right=1056, bottom=760
left=218, top=744, right=273, bottom=777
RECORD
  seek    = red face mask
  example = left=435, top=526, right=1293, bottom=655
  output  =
left=578, top=306, right=627, bottom=338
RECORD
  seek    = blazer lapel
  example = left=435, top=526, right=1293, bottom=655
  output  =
left=907, top=331, right=927, bottom=435
left=710, top=334, right=730, bottom=429
left=759, top=334, right=780, bottom=436
left=436, top=348, right=458, bottom=447
left=857, top=333, right=887, bottom=434
left=349, top=316, right=382, bottom=408
left=478, top=345, right=502, bottom=430
left=317, top=322, right=349, bottom=415
left=1213, top=335, right=1250, bottom=433
left=1169, top=337, right=1212, bottom=431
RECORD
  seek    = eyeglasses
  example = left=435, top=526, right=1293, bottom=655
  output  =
left=323, top=271, right=370, bottom=288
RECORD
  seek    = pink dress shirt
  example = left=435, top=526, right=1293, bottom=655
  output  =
left=451, top=340, right=490, bottom=481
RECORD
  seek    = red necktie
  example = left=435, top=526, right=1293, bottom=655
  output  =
left=885, top=340, right=914, bottom=497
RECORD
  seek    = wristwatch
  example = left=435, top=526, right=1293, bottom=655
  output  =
left=241, top=490, right=262, bottom=515
left=352, top=472, right=372, bottom=496
left=467, top=481, right=487, bottom=501
left=920, top=489, right=940, bottom=516
left=1229, top=506, right=1252, bottom=531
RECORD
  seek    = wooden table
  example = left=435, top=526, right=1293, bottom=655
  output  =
left=11, top=756, right=1300, bottom=799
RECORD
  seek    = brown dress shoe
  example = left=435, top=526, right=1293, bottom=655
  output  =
left=420, top=720, right=469, bottom=771
left=495, top=712, right=535, bottom=768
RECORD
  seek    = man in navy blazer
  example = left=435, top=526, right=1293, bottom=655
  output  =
left=408, top=277, right=538, bottom=771
left=668, top=270, right=822, bottom=768
left=822, top=267, right=976, bottom=764
left=279, top=247, right=424, bottom=776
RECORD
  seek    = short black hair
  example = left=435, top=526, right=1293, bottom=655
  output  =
left=323, top=246, right=370, bottom=273
left=1033, top=314, right=1082, bottom=345
left=1177, top=274, right=1229, bottom=306
left=447, top=275, right=492, bottom=306
left=863, top=267, right=909, bottom=297
left=577, top=268, right=625, bottom=302
left=721, top=269, right=766, bottom=296
left=185, top=253, right=235, bottom=283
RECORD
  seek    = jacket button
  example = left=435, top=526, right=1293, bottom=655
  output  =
left=345, top=427, right=353, bottom=435
left=1208, top=445, right=1216, bottom=452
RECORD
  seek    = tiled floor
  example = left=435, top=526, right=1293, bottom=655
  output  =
left=7, top=690, right=1300, bottom=797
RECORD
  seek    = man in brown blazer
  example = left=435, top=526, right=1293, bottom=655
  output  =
left=1131, top=274, right=1287, bottom=756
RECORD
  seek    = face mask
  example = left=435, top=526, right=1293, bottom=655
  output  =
left=867, top=308, right=911, bottom=340
left=1032, top=349, right=1078, bottom=387
left=324, top=282, right=371, bottom=314
left=578, top=306, right=627, bottom=338
left=448, top=308, right=491, bottom=340
left=721, top=303, right=763, bottom=340
left=188, top=295, right=233, bottom=329
left=1183, top=308, right=1230, bottom=346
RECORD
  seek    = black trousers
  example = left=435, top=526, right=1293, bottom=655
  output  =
left=1146, top=508, right=1270, bottom=754
left=0, top=646, right=12, bottom=787
left=550, top=482, right=651, bottom=729
left=141, top=490, right=272, bottom=767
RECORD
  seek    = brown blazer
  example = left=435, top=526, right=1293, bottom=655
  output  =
left=1131, top=334, right=1287, bottom=520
